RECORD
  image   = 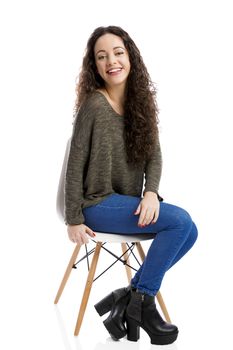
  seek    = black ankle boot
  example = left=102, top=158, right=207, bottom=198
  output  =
left=125, top=290, right=179, bottom=345
left=94, top=285, right=132, bottom=340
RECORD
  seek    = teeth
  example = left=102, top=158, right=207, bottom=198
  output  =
left=108, top=68, right=122, bottom=73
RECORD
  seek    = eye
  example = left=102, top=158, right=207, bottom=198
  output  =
left=97, top=55, right=106, bottom=60
left=115, top=51, right=124, bottom=56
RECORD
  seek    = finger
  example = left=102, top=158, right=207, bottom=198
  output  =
left=77, top=231, right=89, bottom=245
left=151, top=218, right=158, bottom=224
left=75, top=237, right=83, bottom=246
left=86, top=227, right=96, bottom=237
left=73, top=232, right=83, bottom=246
left=85, top=236, right=89, bottom=244
left=134, top=203, right=141, bottom=215
left=142, top=208, right=154, bottom=226
left=82, top=234, right=89, bottom=245
left=151, top=210, right=159, bottom=224
left=138, top=207, right=147, bottom=226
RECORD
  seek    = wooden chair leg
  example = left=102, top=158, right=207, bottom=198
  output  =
left=74, top=242, right=102, bottom=336
left=156, top=291, right=171, bottom=323
left=121, top=243, right=132, bottom=283
left=135, top=241, right=146, bottom=261
left=135, top=242, right=171, bottom=323
left=54, top=243, right=81, bottom=304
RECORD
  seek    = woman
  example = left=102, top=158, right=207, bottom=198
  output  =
left=65, top=26, right=198, bottom=345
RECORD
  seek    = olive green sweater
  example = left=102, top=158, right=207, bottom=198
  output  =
left=65, top=91, right=162, bottom=225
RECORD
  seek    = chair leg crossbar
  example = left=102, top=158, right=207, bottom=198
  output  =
left=72, top=242, right=139, bottom=281
left=93, top=242, right=139, bottom=281
left=54, top=240, right=171, bottom=336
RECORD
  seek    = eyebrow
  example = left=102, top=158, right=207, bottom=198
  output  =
left=95, top=46, right=125, bottom=56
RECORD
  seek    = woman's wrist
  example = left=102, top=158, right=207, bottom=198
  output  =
left=144, top=191, right=163, bottom=202
left=144, top=191, right=157, bottom=197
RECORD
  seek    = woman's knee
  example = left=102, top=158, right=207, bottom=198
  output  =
left=168, top=205, right=193, bottom=230
left=189, top=221, right=198, bottom=245
left=175, top=208, right=198, bottom=246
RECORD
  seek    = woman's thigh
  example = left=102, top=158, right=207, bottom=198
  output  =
left=83, top=193, right=192, bottom=234
left=83, top=193, right=141, bottom=233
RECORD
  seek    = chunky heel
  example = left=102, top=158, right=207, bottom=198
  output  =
left=103, top=316, right=127, bottom=340
left=95, top=285, right=131, bottom=340
left=126, top=317, right=140, bottom=342
left=94, top=293, right=114, bottom=316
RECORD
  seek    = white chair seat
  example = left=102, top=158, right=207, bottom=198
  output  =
left=93, top=232, right=156, bottom=243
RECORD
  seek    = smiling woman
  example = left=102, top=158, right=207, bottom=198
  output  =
left=64, top=25, right=198, bottom=345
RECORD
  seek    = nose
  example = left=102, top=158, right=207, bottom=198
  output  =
left=106, top=53, right=117, bottom=66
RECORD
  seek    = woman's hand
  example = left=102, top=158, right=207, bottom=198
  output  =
left=134, top=191, right=160, bottom=227
left=67, top=224, right=96, bottom=245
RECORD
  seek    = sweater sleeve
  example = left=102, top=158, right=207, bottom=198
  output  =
left=65, top=102, right=95, bottom=225
left=143, top=138, right=163, bottom=199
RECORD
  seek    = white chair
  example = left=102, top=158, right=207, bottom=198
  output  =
left=54, top=138, right=171, bottom=336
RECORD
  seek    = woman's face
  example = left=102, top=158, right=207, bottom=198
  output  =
left=94, top=33, right=131, bottom=89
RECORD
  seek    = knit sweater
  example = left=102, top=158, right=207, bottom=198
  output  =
left=65, top=91, right=162, bottom=225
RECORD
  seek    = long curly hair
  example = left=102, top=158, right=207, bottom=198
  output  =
left=75, top=25, right=159, bottom=165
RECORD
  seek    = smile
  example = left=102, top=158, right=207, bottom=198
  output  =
left=107, top=68, right=123, bottom=75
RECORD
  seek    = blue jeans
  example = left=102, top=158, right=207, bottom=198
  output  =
left=83, top=193, right=198, bottom=296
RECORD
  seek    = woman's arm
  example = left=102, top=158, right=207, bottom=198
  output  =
left=134, top=139, right=163, bottom=226
left=143, top=139, right=163, bottom=197
left=65, top=104, right=94, bottom=225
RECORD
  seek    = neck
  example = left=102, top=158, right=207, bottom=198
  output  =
left=105, top=84, right=126, bottom=106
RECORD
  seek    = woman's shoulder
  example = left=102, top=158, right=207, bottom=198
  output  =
left=74, top=90, right=108, bottom=128
left=80, top=90, right=106, bottom=113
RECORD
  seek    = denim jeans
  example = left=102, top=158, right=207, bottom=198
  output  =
left=83, top=193, right=198, bottom=296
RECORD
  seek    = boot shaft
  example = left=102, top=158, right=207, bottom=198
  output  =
left=125, top=289, right=179, bottom=344
left=126, top=290, right=165, bottom=324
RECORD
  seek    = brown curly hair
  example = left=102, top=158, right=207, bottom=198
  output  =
left=75, top=26, right=159, bottom=165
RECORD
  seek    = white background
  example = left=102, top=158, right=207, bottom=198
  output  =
left=0, top=0, right=232, bottom=349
